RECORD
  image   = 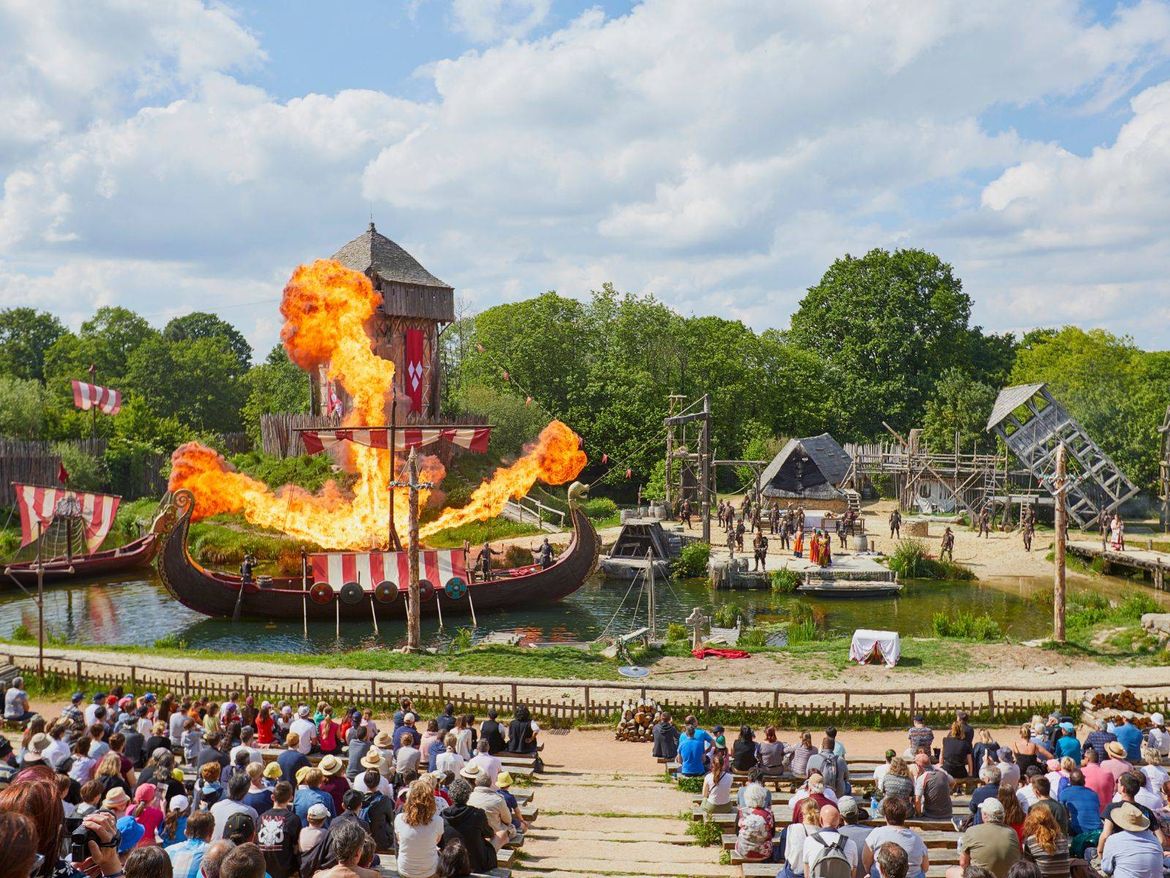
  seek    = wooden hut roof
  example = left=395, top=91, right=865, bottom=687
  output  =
left=759, top=433, right=852, bottom=499
left=985, top=383, right=1046, bottom=431
left=332, top=223, right=452, bottom=290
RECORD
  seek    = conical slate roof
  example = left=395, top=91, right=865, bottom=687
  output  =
left=331, top=223, right=451, bottom=290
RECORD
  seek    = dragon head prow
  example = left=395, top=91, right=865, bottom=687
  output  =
left=567, top=481, right=589, bottom=502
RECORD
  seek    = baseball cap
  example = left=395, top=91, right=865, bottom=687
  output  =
left=169, top=794, right=190, bottom=813
left=224, top=812, right=255, bottom=841
left=837, top=795, right=859, bottom=816
left=979, top=798, right=1005, bottom=818
left=71, top=692, right=84, bottom=703
left=307, top=803, right=330, bottom=820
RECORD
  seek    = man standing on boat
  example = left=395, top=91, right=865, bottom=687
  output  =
left=535, top=538, right=554, bottom=570
left=477, top=543, right=502, bottom=581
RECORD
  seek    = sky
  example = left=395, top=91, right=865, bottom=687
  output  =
left=3, top=0, right=1170, bottom=358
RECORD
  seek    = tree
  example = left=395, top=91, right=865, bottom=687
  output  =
left=241, top=346, right=310, bottom=442
left=1010, top=327, right=1165, bottom=489
left=0, top=376, right=51, bottom=438
left=0, top=308, right=67, bottom=381
left=788, top=248, right=975, bottom=438
left=164, top=312, right=253, bottom=372
left=123, top=335, right=246, bottom=435
left=921, top=368, right=998, bottom=454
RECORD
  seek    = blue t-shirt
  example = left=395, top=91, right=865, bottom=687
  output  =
left=1115, top=723, right=1143, bottom=762
left=1054, top=735, right=1082, bottom=763
left=678, top=735, right=708, bottom=776
left=1059, top=784, right=1103, bottom=834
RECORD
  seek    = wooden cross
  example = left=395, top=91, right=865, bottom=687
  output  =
left=685, top=606, right=709, bottom=651
left=388, top=447, right=435, bottom=651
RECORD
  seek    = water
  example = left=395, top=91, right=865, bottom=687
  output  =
left=3, top=567, right=1163, bottom=653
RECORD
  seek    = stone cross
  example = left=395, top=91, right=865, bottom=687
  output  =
left=686, top=606, right=709, bottom=651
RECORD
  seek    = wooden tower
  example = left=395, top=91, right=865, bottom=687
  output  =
left=312, top=223, right=454, bottom=421
left=986, top=383, right=1138, bottom=527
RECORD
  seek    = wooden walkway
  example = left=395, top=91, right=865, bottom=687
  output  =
left=1067, top=540, right=1170, bottom=589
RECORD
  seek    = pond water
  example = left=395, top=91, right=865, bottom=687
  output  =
left=1, top=567, right=1165, bottom=654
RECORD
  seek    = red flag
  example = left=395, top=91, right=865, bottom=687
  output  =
left=625, top=468, right=632, bottom=479
left=57, top=462, right=69, bottom=485
left=502, top=369, right=510, bottom=382
left=525, top=396, right=532, bottom=406
left=405, top=329, right=425, bottom=413
left=601, top=453, right=608, bottom=464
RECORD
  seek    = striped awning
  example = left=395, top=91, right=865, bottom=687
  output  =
left=300, top=425, right=490, bottom=455
left=310, top=549, right=468, bottom=592
left=13, top=483, right=120, bottom=552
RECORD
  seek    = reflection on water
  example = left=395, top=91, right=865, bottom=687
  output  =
left=0, top=567, right=1167, bottom=654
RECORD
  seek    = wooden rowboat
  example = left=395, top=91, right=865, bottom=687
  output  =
left=3, top=531, right=159, bottom=589
left=155, top=487, right=600, bottom=621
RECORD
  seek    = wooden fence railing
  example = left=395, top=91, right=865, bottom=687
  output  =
left=7, top=649, right=1169, bottom=727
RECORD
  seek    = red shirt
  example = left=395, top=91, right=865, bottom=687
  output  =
left=255, top=714, right=275, bottom=746
left=318, top=719, right=339, bottom=753
left=1082, top=762, right=1115, bottom=811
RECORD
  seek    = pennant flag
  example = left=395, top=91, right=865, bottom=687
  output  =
left=301, top=426, right=491, bottom=456
left=625, top=468, right=632, bottom=479
left=13, top=483, right=120, bottom=551
left=57, top=462, right=69, bottom=485
left=71, top=380, right=122, bottom=415
left=525, top=396, right=532, bottom=406
left=501, top=369, right=510, bottom=382
left=405, top=328, right=425, bottom=413
left=601, top=453, right=608, bottom=464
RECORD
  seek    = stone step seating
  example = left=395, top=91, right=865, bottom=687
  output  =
left=722, top=828, right=961, bottom=854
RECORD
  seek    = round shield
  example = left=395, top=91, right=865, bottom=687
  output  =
left=373, top=580, right=398, bottom=604
left=339, top=581, right=364, bottom=605
left=309, top=582, right=333, bottom=605
left=444, top=576, right=468, bottom=600
left=418, top=579, right=435, bottom=602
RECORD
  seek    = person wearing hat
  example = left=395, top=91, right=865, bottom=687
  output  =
left=1103, top=740, right=1134, bottom=784
left=116, top=813, right=145, bottom=853
left=103, top=786, right=133, bottom=811
left=160, top=793, right=191, bottom=846
left=318, top=754, right=350, bottom=814
left=22, top=731, right=52, bottom=769
left=1099, top=802, right=1163, bottom=878
left=1052, top=722, right=1081, bottom=763
left=495, top=771, right=526, bottom=833
left=835, top=796, right=871, bottom=866
left=393, top=713, right=418, bottom=751
left=353, top=753, right=392, bottom=797
left=210, top=773, right=261, bottom=841
left=223, top=810, right=257, bottom=846
left=299, top=802, right=331, bottom=853
left=290, top=705, right=317, bottom=755
left=62, top=691, right=85, bottom=728
left=956, top=798, right=1020, bottom=878
left=293, top=767, right=336, bottom=825
left=1148, top=713, right=1170, bottom=757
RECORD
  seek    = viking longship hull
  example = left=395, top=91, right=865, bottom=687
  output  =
left=2, top=533, right=159, bottom=589
left=156, top=490, right=600, bottom=621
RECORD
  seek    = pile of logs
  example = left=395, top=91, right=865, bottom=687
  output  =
left=615, top=699, right=659, bottom=742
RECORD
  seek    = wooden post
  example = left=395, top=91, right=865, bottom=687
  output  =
left=35, top=521, right=44, bottom=680
left=1054, top=443, right=1067, bottom=643
left=700, top=395, right=711, bottom=543
left=406, top=448, right=422, bottom=652
left=583, top=685, right=591, bottom=717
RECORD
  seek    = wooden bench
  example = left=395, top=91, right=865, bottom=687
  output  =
left=741, top=863, right=954, bottom=878
left=722, top=828, right=961, bottom=852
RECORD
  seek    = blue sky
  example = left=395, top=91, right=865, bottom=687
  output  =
left=2, top=0, right=1170, bottom=354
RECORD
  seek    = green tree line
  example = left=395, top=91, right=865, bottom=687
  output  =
left=2, top=247, right=1167, bottom=500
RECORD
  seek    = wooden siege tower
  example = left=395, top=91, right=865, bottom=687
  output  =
left=986, top=383, right=1138, bottom=527
left=311, top=223, right=454, bottom=421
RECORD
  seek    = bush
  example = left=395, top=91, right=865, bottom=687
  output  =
left=771, top=568, right=801, bottom=593
left=666, top=622, right=688, bottom=642
left=581, top=497, right=619, bottom=521
left=932, top=611, right=1002, bottom=640
left=712, top=603, right=742, bottom=628
left=228, top=451, right=348, bottom=494
left=673, top=542, right=710, bottom=578
left=686, top=819, right=722, bottom=845
left=676, top=775, right=704, bottom=794
left=55, top=443, right=106, bottom=491
left=888, top=539, right=931, bottom=578
left=1115, top=594, right=1160, bottom=623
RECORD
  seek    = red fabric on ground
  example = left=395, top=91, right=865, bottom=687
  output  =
left=692, top=647, right=751, bottom=659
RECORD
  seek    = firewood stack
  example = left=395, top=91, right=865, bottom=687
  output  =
left=615, top=699, right=659, bottom=742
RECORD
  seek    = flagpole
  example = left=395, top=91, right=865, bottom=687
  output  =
left=36, top=520, right=44, bottom=680
left=87, top=364, right=98, bottom=452
left=388, top=397, right=403, bottom=552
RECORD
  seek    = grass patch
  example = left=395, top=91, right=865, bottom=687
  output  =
left=423, top=516, right=543, bottom=548
left=686, top=819, right=722, bottom=846
left=887, top=538, right=976, bottom=580
left=676, top=775, right=703, bottom=794
left=931, top=611, right=1002, bottom=640
left=188, top=517, right=319, bottom=576
left=771, top=568, right=801, bottom=593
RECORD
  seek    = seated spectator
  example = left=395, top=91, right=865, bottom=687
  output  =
left=395, top=733, right=421, bottom=777
left=790, top=731, right=818, bottom=778
left=879, top=757, right=915, bottom=807
left=220, top=842, right=269, bottom=878
left=318, top=755, right=350, bottom=815
left=1083, top=719, right=1117, bottom=764
left=997, top=785, right=1027, bottom=844
left=907, top=715, right=934, bottom=757
left=969, top=765, right=1002, bottom=825
left=1058, top=768, right=1102, bottom=857
left=1079, top=746, right=1113, bottom=812
left=440, top=776, right=497, bottom=872
left=863, top=797, right=929, bottom=878
left=167, top=809, right=215, bottom=878
left=973, top=730, right=1000, bottom=772
left=792, top=773, right=837, bottom=819
left=1052, top=723, right=1080, bottom=763
left=211, top=774, right=261, bottom=842
left=437, top=838, right=471, bottom=878
left=735, top=779, right=774, bottom=863
left=257, top=782, right=301, bottom=878
left=803, top=803, right=860, bottom=878
left=130, top=782, right=165, bottom=847
left=875, top=842, right=910, bottom=878
left=955, top=799, right=1020, bottom=878
left=1020, top=807, right=1068, bottom=878
left=1102, top=741, right=1133, bottom=784
left=837, top=797, right=873, bottom=877
left=395, top=779, right=446, bottom=878
left=1099, top=802, right=1163, bottom=878
left=4, top=676, right=33, bottom=723
left=784, top=799, right=824, bottom=878
left=914, top=755, right=953, bottom=820
left=1140, top=747, right=1168, bottom=798
left=677, top=723, right=711, bottom=778
left=479, top=710, right=506, bottom=755
left=652, top=712, right=680, bottom=761
left=123, top=845, right=173, bottom=878
left=506, top=705, right=539, bottom=754
left=808, top=736, right=849, bottom=798
left=312, top=820, right=378, bottom=878
left=298, top=803, right=330, bottom=855
left=759, top=726, right=787, bottom=776
left=732, top=726, right=759, bottom=772
left=293, top=768, right=335, bottom=825
left=436, top=734, right=464, bottom=777
left=941, top=721, right=975, bottom=779
left=467, top=772, right=515, bottom=849
left=1026, top=776, right=1068, bottom=837
left=995, top=749, right=1020, bottom=790
left=736, top=767, right=774, bottom=811
left=241, top=764, right=272, bottom=816
left=161, top=794, right=191, bottom=846
left=873, top=750, right=897, bottom=787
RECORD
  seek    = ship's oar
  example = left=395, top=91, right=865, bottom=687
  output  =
left=232, top=582, right=246, bottom=622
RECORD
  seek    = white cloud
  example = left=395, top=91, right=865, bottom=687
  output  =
left=450, top=0, right=552, bottom=43
left=5, top=0, right=1170, bottom=352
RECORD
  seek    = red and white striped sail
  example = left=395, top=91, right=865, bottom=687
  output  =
left=300, top=426, right=490, bottom=455
left=13, top=483, right=121, bottom=552
left=310, top=549, right=468, bottom=592
left=71, top=380, right=122, bottom=414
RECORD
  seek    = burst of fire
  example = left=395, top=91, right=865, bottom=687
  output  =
left=168, top=259, right=586, bottom=550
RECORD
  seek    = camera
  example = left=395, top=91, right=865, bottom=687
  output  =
left=69, top=820, right=95, bottom=864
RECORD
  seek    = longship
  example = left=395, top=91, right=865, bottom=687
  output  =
left=155, top=485, right=600, bottom=621
left=3, top=483, right=162, bottom=589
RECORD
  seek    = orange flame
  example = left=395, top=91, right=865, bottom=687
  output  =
left=167, top=259, right=586, bottom=550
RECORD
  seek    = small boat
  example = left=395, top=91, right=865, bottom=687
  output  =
left=599, top=518, right=691, bottom=580
left=797, top=579, right=904, bottom=598
left=3, top=484, right=164, bottom=589
left=155, top=484, right=600, bottom=621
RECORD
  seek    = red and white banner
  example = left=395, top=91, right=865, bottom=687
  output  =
left=71, top=380, right=122, bottom=415
left=13, top=483, right=120, bottom=552
left=301, top=426, right=491, bottom=455
left=404, top=328, right=425, bottom=413
left=310, top=549, right=468, bottom=592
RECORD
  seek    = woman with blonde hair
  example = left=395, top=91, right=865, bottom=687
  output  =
left=94, top=751, right=130, bottom=796
left=781, top=798, right=821, bottom=878
left=940, top=720, right=974, bottom=778
left=1013, top=723, right=1051, bottom=775
left=1141, top=746, right=1169, bottom=800
left=395, top=779, right=446, bottom=878
left=879, top=756, right=914, bottom=804
left=1021, top=806, right=1069, bottom=878
left=973, top=728, right=999, bottom=769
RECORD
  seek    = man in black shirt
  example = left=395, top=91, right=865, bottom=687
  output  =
left=441, top=777, right=497, bottom=873
left=652, top=712, right=680, bottom=760
left=257, top=782, right=301, bottom=878
left=480, top=710, right=507, bottom=754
